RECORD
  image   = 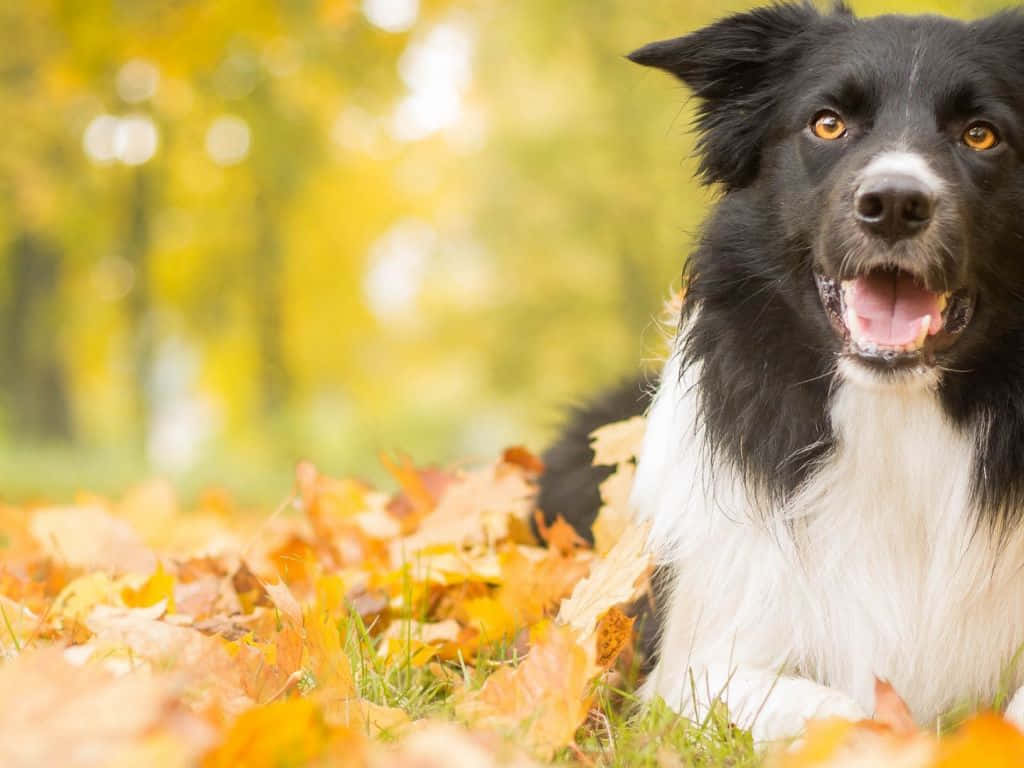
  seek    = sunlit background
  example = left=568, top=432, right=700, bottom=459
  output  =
left=0, top=0, right=1001, bottom=500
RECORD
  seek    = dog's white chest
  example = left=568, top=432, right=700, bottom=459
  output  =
left=635, top=354, right=1024, bottom=720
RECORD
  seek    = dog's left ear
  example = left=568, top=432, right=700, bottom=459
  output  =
left=630, top=3, right=839, bottom=189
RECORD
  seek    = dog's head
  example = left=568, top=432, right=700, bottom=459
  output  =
left=632, top=3, right=1024, bottom=380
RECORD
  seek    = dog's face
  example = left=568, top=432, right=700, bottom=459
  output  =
left=632, top=4, right=1024, bottom=378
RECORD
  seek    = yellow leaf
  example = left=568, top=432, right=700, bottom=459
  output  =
left=935, top=714, right=1024, bottom=768
left=53, top=571, right=122, bottom=622
left=202, top=698, right=364, bottom=768
left=463, top=596, right=517, bottom=642
left=122, top=561, right=176, bottom=613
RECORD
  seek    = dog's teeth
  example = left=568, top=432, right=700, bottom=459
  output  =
left=845, top=303, right=861, bottom=341
left=938, top=293, right=949, bottom=313
left=915, top=316, right=930, bottom=347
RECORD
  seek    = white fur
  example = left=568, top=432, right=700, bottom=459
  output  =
left=632, top=340, right=1024, bottom=742
left=859, top=150, right=944, bottom=194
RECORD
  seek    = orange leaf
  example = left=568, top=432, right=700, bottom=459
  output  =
left=594, top=607, right=634, bottom=669
left=934, top=714, right=1024, bottom=768
left=532, top=511, right=589, bottom=557
left=456, top=623, right=592, bottom=759
left=873, top=677, right=917, bottom=736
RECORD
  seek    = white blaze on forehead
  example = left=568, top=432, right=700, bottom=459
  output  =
left=859, top=151, right=944, bottom=193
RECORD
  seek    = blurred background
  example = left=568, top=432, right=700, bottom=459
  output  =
left=0, top=0, right=1000, bottom=500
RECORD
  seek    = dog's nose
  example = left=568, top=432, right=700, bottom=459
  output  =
left=854, top=174, right=935, bottom=242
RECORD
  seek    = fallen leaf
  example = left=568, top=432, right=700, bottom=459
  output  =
left=122, top=561, right=176, bottom=612
left=874, top=678, right=916, bottom=736
left=594, top=606, right=634, bottom=669
left=934, top=714, right=1024, bottom=768
left=0, top=648, right=212, bottom=768
left=202, top=697, right=365, bottom=768
left=557, top=520, right=650, bottom=653
left=30, top=506, right=155, bottom=574
left=591, top=462, right=636, bottom=556
left=456, top=623, right=593, bottom=759
left=532, top=511, right=589, bottom=557
left=589, top=416, right=645, bottom=466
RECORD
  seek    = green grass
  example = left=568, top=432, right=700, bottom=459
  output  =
left=333, top=604, right=760, bottom=766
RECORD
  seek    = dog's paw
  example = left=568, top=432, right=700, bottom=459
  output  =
left=747, top=682, right=867, bottom=744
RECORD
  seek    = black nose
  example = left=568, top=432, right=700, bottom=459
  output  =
left=854, top=174, right=935, bottom=242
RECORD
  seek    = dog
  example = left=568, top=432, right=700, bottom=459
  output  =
left=538, top=2, right=1024, bottom=743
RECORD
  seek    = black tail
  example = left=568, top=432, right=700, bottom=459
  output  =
left=536, top=377, right=653, bottom=541
left=536, top=377, right=666, bottom=670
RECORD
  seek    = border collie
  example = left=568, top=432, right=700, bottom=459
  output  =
left=539, top=2, right=1024, bottom=743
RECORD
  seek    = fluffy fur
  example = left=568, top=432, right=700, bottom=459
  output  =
left=540, top=2, right=1024, bottom=743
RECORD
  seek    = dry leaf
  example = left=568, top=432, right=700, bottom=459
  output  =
left=594, top=607, right=634, bottom=669
left=0, top=648, right=212, bottom=768
left=532, top=510, right=589, bottom=556
left=30, top=505, right=155, bottom=574
left=456, top=623, right=592, bottom=759
left=592, top=462, right=636, bottom=556
left=557, top=520, right=650, bottom=652
left=589, top=416, right=646, bottom=466
left=873, top=678, right=917, bottom=736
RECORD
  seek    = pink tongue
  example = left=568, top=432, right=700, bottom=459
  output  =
left=850, top=272, right=943, bottom=346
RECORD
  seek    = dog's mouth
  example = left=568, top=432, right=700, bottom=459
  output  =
left=815, top=268, right=974, bottom=366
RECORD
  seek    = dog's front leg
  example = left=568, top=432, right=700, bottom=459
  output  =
left=649, top=662, right=867, bottom=744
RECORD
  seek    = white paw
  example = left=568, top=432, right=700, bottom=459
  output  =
left=747, top=682, right=868, bottom=744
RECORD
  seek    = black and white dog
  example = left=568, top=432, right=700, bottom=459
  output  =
left=539, top=2, right=1024, bottom=742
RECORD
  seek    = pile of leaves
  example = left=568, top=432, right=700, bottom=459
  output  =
left=1, top=417, right=1024, bottom=767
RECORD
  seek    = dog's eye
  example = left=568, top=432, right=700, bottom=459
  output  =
left=811, top=111, right=847, bottom=141
left=962, top=122, right=999, bottom=151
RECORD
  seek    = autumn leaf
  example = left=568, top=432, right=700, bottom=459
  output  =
left=455, top=622, right=593, bottom=759
left=557, top=520, right=650, bottom=655
left=589, top=416, right=646, bottom=466
left=202, top=697, right=366, bottom=768
left=29, top=505, right=155, bottom=574
left=0, top=648, right=214, bottom=768
left=934, top=715, right=1024, bottom=768
left=873, top=678, right=917, bottom=736
left=122, top=561, right=176, bottom=613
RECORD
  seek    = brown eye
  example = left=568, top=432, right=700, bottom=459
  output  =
left=963, top=122, right=999, bottom=151
left=811, top=111, right=847, bottom=140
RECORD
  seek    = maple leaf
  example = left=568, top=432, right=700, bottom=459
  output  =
left=455, top=622, right=593, bottom=759
left=29, top=505, right=155, bottom=574
left=557, top=520, right=650, bottom=656
left=0, top=648, right=213, bottom=768
left=589, top=416, right=646, bottom=466
left=532, top=510, right=589, bottom=556
left=592, top=461, right=636, bottom=556
left=392, top=460, right=535, bottom=560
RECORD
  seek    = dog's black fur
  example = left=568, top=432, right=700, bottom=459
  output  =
left=538, top=3, right=1024, bottom=668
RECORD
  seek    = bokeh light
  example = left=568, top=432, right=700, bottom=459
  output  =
left=204, top=115, right=252, bottom=166
left=362, top=0, right=419, bottom=33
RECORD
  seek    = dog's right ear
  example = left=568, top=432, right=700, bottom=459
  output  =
left=629, top=3, right=835, bottom=189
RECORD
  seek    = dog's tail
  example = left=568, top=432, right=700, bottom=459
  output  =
left=536, top=377, right=652, bottom=541
left=536, top=377, right=666, bottom=670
